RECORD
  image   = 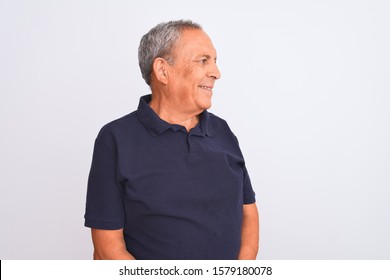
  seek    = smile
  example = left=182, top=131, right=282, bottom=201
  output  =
left=199, top=86, right=213, bottom=91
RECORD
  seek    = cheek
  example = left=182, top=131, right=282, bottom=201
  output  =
left=183, top=63, right=203, bottom=80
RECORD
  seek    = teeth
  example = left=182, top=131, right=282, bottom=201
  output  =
left=199, top=86, right=212, bottom=91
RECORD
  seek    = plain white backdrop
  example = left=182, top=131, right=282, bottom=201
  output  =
left=1, top=0, right=389, bottom=259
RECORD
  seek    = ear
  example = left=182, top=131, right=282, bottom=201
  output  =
left=151, top=58, right=170, bottom=85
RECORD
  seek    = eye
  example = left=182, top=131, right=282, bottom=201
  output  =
left=199, top=58, right=208, bottom=64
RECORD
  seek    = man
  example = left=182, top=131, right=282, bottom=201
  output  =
left=84, top=20, right=259, bottom=260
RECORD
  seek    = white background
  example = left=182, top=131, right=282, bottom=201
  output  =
left=0, top=0, right=389, bottom=259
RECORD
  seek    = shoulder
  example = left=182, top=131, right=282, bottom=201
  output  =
left=208, top=112, right=235, bottom=135
left=96, top=111, right=139, bottom=141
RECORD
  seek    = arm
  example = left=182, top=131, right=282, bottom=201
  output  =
left=238, top=203, right=259, bottom=260
left=91, top=228, right=136, bottom=260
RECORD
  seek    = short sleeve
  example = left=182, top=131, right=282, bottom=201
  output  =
left=242, top=165, right=256, bottom=204
left=84, top=129, right=125, bottom=229
left=229, top=129, right=256, bottom=205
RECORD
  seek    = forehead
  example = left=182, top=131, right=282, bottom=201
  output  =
left=173, top=29, right=217, bottom=58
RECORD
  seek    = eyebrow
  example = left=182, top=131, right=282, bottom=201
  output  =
left=196, top=55, right=217, bottom=62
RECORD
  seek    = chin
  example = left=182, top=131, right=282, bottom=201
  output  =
left=195, top=93, right=212, bottom=110
left=200, top=101, right=212, bottom=110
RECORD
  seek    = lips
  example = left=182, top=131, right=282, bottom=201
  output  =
left=198, top=85, right=213, bottom=91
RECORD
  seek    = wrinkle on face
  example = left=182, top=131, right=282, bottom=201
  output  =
left=163, top=28, right=220, bottom=113
left=183, top=60, right=199, bottom=79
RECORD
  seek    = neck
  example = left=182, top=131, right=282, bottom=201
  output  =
left=149, top=92, right=201, bottom=132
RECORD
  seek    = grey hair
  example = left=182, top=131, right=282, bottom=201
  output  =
left=138, top=20, right=202, bottom=85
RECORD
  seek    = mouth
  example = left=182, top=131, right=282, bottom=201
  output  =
left=198, top=85, right=213, bottom=91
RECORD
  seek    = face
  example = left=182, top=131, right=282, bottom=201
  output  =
left=166, top=29, right=221, bottom=114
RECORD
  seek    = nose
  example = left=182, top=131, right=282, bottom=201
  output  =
left=208, top=62, right=221, bottom=80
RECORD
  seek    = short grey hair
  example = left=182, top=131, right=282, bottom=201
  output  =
left=138, top=20, right=202, bottom=85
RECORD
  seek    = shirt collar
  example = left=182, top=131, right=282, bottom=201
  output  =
left=136, top=94, right=214, bottom=137
left=198, top=109, right=214, bottom=137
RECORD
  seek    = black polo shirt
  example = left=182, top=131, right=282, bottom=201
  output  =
left=84, top=94, right=255, bottom=260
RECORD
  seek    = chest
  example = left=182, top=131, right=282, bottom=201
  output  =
left=116, top=132, right=245, bottom=207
